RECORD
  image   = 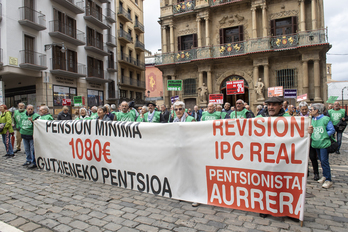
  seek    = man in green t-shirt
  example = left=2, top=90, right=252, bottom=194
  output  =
left=115, top=101, right=135, bottom=121
left=328, top=101, right=346, bottom=154
left=12, top=102, right=26, bottom=153
left=38, top=106, right=54, bottom=120
left=90, top=106, right=98, bottom=119
left=201, top=103, right=221, bottom=121
left=144, top=102, right=161, bottom=123
left=230, top=99, right=254, bottom=119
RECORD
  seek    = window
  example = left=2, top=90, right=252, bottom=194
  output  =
left=87, top=89, right=104, bottom=107
left=135, top=0, right=138, bottom=5
left=136, top=92, right=142, bottom=100
left=53, top=45, right=66, bottom=70
left=53, top=85, right=77, bottom=106
left=66, top=16, right=76, bottom=38
left=67, top=50, right=77, bottom=72
left=129, top=71, right=133, bottom=79
left=219, top=26, right=243, bottom=44
left=276, top=69, right=297, bottom=89
left=120, top=90, right=127, bottom=98
left=108, top=51, right=115, bottom=69
left=178, top=34, right=197, bottom=51
left=271, top=17, right=297, bottom=36
left=137, top=73, right=140, bottom=81
left=87, top=56, right=104, bottom=78
left=24, top=0, right=34, bottom=21
left=87, top=27, right=103, bottom=49
left=24, top=35, right=34, bottom=64
left=128, top=8, right=131, bottom=18
left=130, top=91, right=134, bottom=99
left=183, top=79, right=196, bottom=95
left=108, top=80, right=116, bottom=99
left=54, top=9, right=77, bottom=38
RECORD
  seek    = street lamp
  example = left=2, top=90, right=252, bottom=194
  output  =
left=342, top=86, right=347, bottom=107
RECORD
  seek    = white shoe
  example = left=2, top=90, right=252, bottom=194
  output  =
left=322, top=180, right=332, bottom=189
left=192, top=202, right=199, bottom=207
left=318, top=177, right=326, bottom=184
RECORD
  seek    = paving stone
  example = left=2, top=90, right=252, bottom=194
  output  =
left=53, top=224, right=73, bottom=232
left=19, top=222, right=41, bottom=231
left=136, top=224, right=159, bottom=232
left=69, top=220, right=90, bottom=230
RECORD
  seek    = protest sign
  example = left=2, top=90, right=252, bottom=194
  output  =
left=34, top=117, right=310, bottom=221
left=226, top=80, right=244, bottom=95
left=209, top=94, right=224, bottom=104
left=297, top=94, right=307, bottom=102
left=167, top=80, right=182, bottom=91
left=268, top=87, right=283, bottom=97
left=284, top=89, right=297, bottom=98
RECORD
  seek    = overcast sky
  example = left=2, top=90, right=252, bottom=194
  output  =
left=144, top=0, right=348, bottom=81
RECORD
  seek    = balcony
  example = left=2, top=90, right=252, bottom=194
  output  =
left=209, top=0, right=243, bottom=7
left=119, top=76, right=145, bottom=88
left=49, top=20, right=85, bottom=46
left=51, top=0, right=84, bottom=14
left=107, top=61, right=117, bottom=72
left=106, top=34, right=117, bottom=47
left=50, top=58, right=86, bottom=78
left=134, top=20, right=144, bottom=33
left=106, top=8, right=116, bottom=23
left=135, top=41, right=145, bottom=52
left=156, top=29, right=329, bottom=66
left=19, top=50, right=47, bottom=71
left=86, top=69, right=110, bottom=83
left=119, top=53, right=145, bottom=70
left=173, top=0, right=195, bottom=14
left=84, top=6, right=109, bottom=29
left=85, top=41, right=110, bottom=56
left=98, top=0, right=109, bottom=3
left=117, top=7, right=132, bottom=22
left=18, top=7, right=46, bottom=31
left=118, top=30, right=132, bottom=43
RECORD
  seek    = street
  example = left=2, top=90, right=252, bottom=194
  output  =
left=0, top=133, right=348, bottom=232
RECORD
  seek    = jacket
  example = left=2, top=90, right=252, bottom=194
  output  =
left=0, top=111, right=14, bottom=134
left=160, top=109, right=170, bottom=123
left=57, top=111, right=72, bottom=120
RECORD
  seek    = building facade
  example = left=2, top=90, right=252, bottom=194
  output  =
left=116, top=0, right=146, bottom=106
left=156, top=0, right=330, bottom=111
left=145, top=51, right=164, bottom=104
left=0, top=0, right=117, bottom=116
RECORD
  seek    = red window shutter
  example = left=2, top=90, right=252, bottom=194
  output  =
left=219, top=28, right=224, bottom=44
left=239, top=26, right=244, bottom=41
left=292, top=16, right=298, bottom=34
left=270, top=19, right=276, bottom=36
left=177, top=36, right=181, bottom=51
left=193, top=34, right=197, bottom=48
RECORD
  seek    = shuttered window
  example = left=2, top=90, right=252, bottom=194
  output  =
left=276, top=69, right=297, bottom=88
left=270, top=16, right=297, bottom=36
left=177, top=34, right=197, bottom=51
left=219, top=26, right=244, bottom=44
left=87, top=56, right=104, bottom=78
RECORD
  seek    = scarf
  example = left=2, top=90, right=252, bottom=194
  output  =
left=147, top=110, right=155, bottom=122
left=173, top=113, right=187, bottom=123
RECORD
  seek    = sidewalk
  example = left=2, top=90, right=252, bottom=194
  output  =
left=0, top=134, right=348, bottom=232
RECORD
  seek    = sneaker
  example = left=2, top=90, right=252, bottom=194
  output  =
left=14, top=149, right=21, bottom=153
left=27, top=163, right=37, bottom=169
left=336, top=150, right=340, bottom=154
left=192, top=202, right=200, bottom=207
left=314, top=174, right=319, bottom=181
left=322, top=180, right=332, bottom=189
left=6, top=154, right=14, bottom=159
left=318, top=177, right=326, bottom=184
left=22, top=162, right=31, bottom=166
left=3, top=154, right=10, bottom=157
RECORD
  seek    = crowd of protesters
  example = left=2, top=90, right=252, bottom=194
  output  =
left=1, top=98, right=346, bottom=189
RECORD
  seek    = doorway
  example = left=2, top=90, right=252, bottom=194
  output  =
left=220, top=75, right=249, bottom=106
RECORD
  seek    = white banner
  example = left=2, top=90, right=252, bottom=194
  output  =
left=34, top=117, right=310, bottom=220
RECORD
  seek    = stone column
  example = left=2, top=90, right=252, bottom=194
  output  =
left=262, top=5, right=267, bottom=37
left=264, top=65, right=269, bottom=90
left=314, top=59, right=321, bottom=101
left=299, top=0, right=306, bottom=31
left=162, top=26, right=167, bottom=53
left=311, top=0, right=317, bottom=30
left=302, top=61, right=308, bottom=94
left=169, top=24, right=175, bottom=52
left=163, top=76, right=169, bottom=106
left=169, top=0, right=173, bottom=5
left=204, top=17, right=210, bottom=46
left=198, top=71, right=203, bottom=88
left=207, top=71, right=212, bottom=94
left=251, top=7, right=257, bottom=38
left=253, top=66, right=259, bottom=87
left=197, top=17, right=202, bottom=47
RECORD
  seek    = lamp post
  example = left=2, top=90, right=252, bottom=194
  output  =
left=342, top=86, right=347, bottom=108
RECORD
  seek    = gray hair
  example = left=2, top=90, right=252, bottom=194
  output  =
left=62, top=106, right=69, bottom=111
left=111, top=104, right=116, bottom=110
left=312, top=103, right=324, bottom=114
left=91, top=106, right=97, bottom=111
left=27, top=104, right=34, bottom=109
left=104, top=104, right=111, bottom=111
left=41, top=105, right=49, bottom=112
left=257, top=105, right=263, bottom=110
left=173, top=101, right=185, bottom=109
left=236, top=99, right=245, bottom=104
left=79, top=108, right=88, bottom=115
left=18, top=102, right=25, bottom=106
left=142, top=106, right=148, bottom=111
left=299, top=101, right=308, bottom=108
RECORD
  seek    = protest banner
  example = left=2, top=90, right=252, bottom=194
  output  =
left=167, top=80, right=182, bottom=91
left=284, top=89, right=297, bottom=99
left=34, top=117, right=310, bottom=221
left=268, top=87, right=283, bottom=97
left=209, top=94, right=224, bottom=104
left=226, top=80, right=244, bottom=95
left=170, top=95, right=179, bottom=104
left=297, top=94, right=307, bottom=102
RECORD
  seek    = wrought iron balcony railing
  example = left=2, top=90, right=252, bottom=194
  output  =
left=137, top=80, right=145, bottom=88
left=118, top=30, right=132, bottom=42
left=118, top=7, right=132, bottom=22
left=19, top=50, right=47, bottom=69
left=209, top=0, right=243, bottom=7
left=18, top=6, right=46, bottom=30
left=88, top=68, right=104, bottom=79
left=106, top=33, right=117, bottom=47
left=155, top=29, right=329, bottom=66
left=134, top=20, right=144, bottom=32
left=49, top=20, right=85, bottom=43
left=106, top=8, right=116, bottom=23
left=51, top=0, right=84, bottom=14
left=108, top=61, right=117, bottom=70
left=173, top=0, right=195, bottom=14
left=120, top=76, right=131, bottom=85
left=84, top=6, right=109, bottom=29
left=51, top=58, right=86, bottom=75
left=135, top=40, right=145, bottom=50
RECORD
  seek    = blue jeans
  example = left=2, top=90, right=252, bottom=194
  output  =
left=23, top=139, right=35, bottom=164
left=2, top=132, right=14, bottom=155
left=316, top=148, right=331, bottom=181
left=336, top=132, right=343, bottom=151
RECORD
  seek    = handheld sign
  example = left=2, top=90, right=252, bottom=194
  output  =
left=167, top=80, right=182, bottom=91
left=62, top=99, right=71, bottom=106
left=297, top=94, right=307, bottom=102
left=268, top=86, right=283, bottom=97
left=170, top=95, right=179, bottom=104
left=73, top=96, right=83, bottom=107
left=209, top=94, right=224, bottom=104
left=284, top=89, right=297, bottom=99
left=226, top=80, right=244, bottom=95
left=326, top=96, right=338, bottom=104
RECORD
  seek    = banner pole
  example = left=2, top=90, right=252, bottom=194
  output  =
left=235, top=95, right=237, bottom=118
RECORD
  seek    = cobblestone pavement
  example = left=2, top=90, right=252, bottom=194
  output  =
left=0, top=133, right=348, bottom=232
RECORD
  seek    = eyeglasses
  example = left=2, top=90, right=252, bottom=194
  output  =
left=174, top=108, right=183, bottom=111
left=236, top=103, right=243, bottom=105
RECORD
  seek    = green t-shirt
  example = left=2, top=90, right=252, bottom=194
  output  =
left=230, top=108, right=249, bottom=119
left=144, top=111, right=161, bottom=123
left=329, top=109, right=346, bottom=125
left=90, top=112, right=98, bottom=119
left=201, top=112, right=221, bottom=121
left=39, top=114, right=54, bottom=120
left=311, top=116, right=331, bottom=149
left=136, top=115, right=145, bottom=122
left=20, top=113, right=40, bottom=136
left=186, top=116, right=195, bottom=122
left=117, top=112, right=135, bottom=122
left=13, top=109, right=27, bottom=129
left=75, top=116, right=91, bottom=120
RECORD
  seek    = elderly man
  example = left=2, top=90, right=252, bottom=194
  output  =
left=160, top=104, right=170, bottom=123
left=329, top=101, right=347, bottom=154
left=57, top=106, right=72, bottom=120
left=90, top=106, right=98, bottom=119
left=115, top=101, right=135, bottom=121
left=230, top=99, right=253, bottom=119
left=143, top=102, right=161, bottom=123
left=20, top=105, right=40, bottom=168
left=12, top=102, right=26, bottom=153
left=201, top=103, right=221, bottom=121
left=283, top=100, right=289, bottom=112
left=245, top=105, right=255, bottom=117
left=192, top=105, right=202, bottom=121
left=39, top=106, right=54, bottom=120
left=222, top=102, right=232, bottom=119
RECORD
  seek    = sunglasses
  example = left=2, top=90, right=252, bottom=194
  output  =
left=174, top=108, right=184, bottom=111
left=236, top=103, right=243, bottom=105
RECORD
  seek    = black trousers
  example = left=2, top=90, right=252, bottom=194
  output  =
left=309, top=146, right=319, bottom=174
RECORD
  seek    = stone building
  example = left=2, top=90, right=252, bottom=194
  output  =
left=156, top=0, right=330, bottom=111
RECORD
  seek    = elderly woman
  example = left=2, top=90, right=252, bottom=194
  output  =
left=75, top=108, right=90, bottom=120
left=0, top=105, right=15, bottom=158
left=57, top=106, right=72, bottom=120
left=308, top=103, right=335, bottom=189
left=97, top=106, right=112, bottom=121
left=170, top=101, right=195, bottom=122
left=299, top=101, right=319, bottom=180
left=256, top=105, right=263, bottom=116
left=136, top=106, right=148, bottom=122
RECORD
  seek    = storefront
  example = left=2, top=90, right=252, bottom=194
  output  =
left=87, top=89, right=104, bottom=107
left=5, top=85, right=37, bottom=108
left=53, top=85, right=77, bottom=115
